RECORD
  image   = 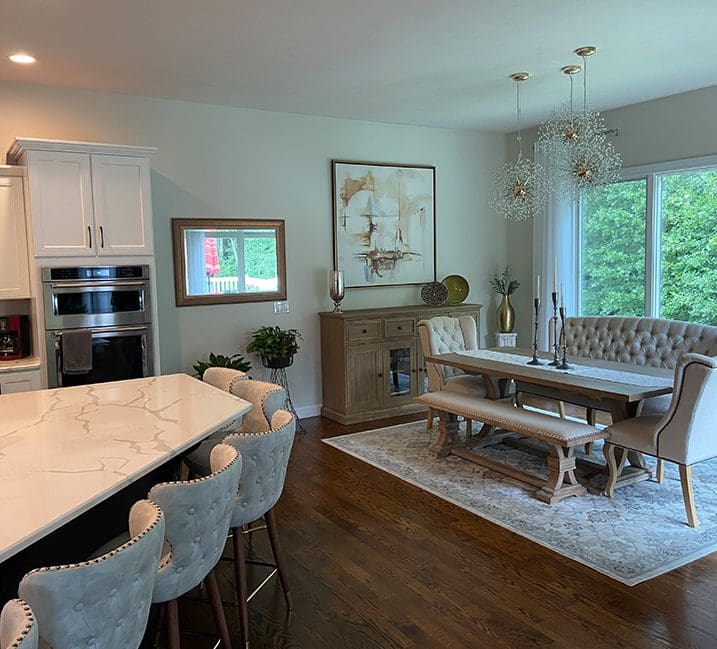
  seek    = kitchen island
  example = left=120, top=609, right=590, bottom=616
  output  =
left=0, top=374, right=252, bottom=563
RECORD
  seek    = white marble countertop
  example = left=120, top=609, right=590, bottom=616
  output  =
left=0, top=356, right=42, bottom=373
left=0, top=374, right=252, bottom=562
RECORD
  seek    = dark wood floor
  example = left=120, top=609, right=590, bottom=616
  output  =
left=176, top=413, right=717, bottom=649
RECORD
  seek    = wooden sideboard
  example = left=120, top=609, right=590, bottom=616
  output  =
left=319, top=303, right=482, bottom=424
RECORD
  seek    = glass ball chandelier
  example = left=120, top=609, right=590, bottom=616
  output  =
left=489, top=72, right=549, bottom=221
left=538, top=46, right=621, bottom=200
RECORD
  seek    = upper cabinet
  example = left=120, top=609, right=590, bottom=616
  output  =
left=0, top=168, right=31, bottom=298
left=7, top=139, right=157, bottom=258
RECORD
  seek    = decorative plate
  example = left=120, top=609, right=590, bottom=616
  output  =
left=420, top=281, right=449, bottom=306
left=442, top=275, right=470, bottom=304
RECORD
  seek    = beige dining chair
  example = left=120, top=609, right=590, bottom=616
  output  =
left=603, top=353, right=717, bottom=527
left=417, top=316, right=486, bottom=433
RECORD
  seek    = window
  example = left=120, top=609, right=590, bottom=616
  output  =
left=578, top=157, right=717, bottom=325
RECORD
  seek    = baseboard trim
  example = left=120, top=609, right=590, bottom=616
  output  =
left=296, top=404, right=321, bottom=419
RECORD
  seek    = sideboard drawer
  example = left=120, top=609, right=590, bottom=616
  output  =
left=347, top=320, right=381, bottom=342
left=384, top=317, right=416, bottom=338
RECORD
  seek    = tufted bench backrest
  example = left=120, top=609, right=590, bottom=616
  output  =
left=565, top=316, right=717, bottom=369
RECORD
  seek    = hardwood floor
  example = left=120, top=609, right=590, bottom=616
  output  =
left=175, top=412, right=717, bottom=649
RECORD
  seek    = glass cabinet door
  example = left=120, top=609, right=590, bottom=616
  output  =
left=383, top=340, right=418, bottom=406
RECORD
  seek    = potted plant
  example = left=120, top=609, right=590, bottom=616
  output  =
left=246, top=326, right=303, bottom=369
left=490, top=266, right=520, bottom=333
left=192, top=352, right=251, bottom=380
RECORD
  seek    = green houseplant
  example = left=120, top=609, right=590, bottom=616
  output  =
left=246, top=325, right=302, bottom=369
left=192, top=352, right=251, bottom=380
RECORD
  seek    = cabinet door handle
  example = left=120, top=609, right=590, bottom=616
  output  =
left=377, top=372, right=383, bottom=378
left=411, top=368, right=416, bottom=373
left=87, top=226, right=92, bottom=248
left=362, top=329, right=367, bottom=334
left=99, top=225, right=105, bottom=248
left=397, top=326, right=403, bottom=330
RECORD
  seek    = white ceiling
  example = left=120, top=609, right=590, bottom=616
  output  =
left=2, top=0, right=717, bottom=132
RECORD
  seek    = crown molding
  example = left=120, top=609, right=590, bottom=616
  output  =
left=7, top=137, right=157, bottom=162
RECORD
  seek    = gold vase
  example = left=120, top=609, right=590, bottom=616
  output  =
left=497, top=295, right=515, bottom=333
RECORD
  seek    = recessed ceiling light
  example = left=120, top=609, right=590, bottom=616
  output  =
left=8, top=53, right=36, bottom=64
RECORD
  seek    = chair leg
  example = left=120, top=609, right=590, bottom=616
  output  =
left=205, top=569, right=233, bottom=649
left=165, top=600, right=181, bottom=649
left=584, top=442, right=594, bottom=455
left=656, top=459, right=665, bottom=484
left=232, top=528, right=250, bottom=649
left=426, top=407, right=434, bottom=429
left=465, top=418, right=472, bottom=442
left=604, top=443, right=627, bottom=498
left=265, top=508, right=293, bottom=610
left=679, top=464, right=699, bottom=528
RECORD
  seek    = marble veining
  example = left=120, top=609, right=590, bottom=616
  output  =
left=0, top=374, right=252, bottom=562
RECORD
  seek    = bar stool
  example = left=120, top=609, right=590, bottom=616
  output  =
left=149, top=443, right=242, bottom=649
left=223, top=410, right=296, bottom=648
left=18, top=500, right=165, bottom=649
left=0, top=599, right=37, bottom=649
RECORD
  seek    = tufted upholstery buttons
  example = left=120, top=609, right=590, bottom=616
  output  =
left=73, top=603, right=84, bottom=612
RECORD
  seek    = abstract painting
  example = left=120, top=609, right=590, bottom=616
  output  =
left=332, top=160, right=436, bottom=288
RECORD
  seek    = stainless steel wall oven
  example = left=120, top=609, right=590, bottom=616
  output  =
left=43, top=265, right=154, bottom=387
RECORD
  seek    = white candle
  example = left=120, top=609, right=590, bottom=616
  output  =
left=554, top=256, right=558, bottom=292
left=536, top=274, right=541, bottom=298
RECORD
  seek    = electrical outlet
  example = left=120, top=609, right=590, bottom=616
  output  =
left=273, top=301, right=290, bottom=314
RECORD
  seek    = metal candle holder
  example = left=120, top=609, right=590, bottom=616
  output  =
left=556, top=306, right=571, bottom=370
left=329, top=270, right=345, bottom=312
left=549, top=291, right=560, bottom=366
left=526, top=297, right=544, bottom=365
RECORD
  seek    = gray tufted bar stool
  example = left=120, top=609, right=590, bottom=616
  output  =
left=222, top=409, right=296, bottom=649
left=0, top=599, right=37, bottom=649
left=149, top=443, right=242, bottom=649
left=18, top=500, right=165, bottom=649
left=184, top=368, right=285, bottom=477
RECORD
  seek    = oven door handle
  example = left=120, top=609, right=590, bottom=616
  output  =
left=49, top=280, right=148, bottom=289
left=55, top=325, right=149, bottom=337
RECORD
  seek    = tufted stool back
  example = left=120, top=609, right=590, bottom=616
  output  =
left=0, top=600, right=37, bottom=649
left=18, top=500, right=164, bottom=649
left=565, top=316, right=717, bottom=369
left=149, top=444, right=242, bottom=603
left=418, top=316, right=478, bottom=391
left=223, top=410, right=296, bottom=528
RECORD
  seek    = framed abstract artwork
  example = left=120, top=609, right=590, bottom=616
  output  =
left=332, top=160, right=436, bottom=288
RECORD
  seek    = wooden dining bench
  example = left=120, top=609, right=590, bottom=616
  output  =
left=416, top=391, right=608, bottom=503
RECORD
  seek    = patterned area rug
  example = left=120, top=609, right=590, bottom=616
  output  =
left=323, top=421, right=717, bottom=585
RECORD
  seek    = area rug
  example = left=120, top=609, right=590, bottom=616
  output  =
left=323, top=421, right=717, bottom=586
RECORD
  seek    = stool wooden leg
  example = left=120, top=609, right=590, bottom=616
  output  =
left=232, top=528, right=250, bottom=649
left=558, top=401, right=566, bottom=418
left=265, top=508, right=293, bottom=610
left=656, top=459, right=665, bottom=484
left=426, top=408, right=434, bottom=429
left=165, top=599, right=181, bottom=649
left=679, top=464, right=699, bottom=528
left=205, top=569, right=233, bottom=649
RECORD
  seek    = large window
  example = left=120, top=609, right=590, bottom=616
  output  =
left=579, top=157, right=717, bottom=325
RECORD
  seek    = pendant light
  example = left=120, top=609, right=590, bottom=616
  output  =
left=489, top=72, right=549, bottom=221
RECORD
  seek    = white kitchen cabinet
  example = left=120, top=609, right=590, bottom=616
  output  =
left=0, top=170, right=31, bottom=298
left=0, top=368, right=42, bottom=394
left=8, top=139, right=157, bottom=258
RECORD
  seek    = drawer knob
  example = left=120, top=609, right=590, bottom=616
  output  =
left=378, top=372, right=383, bottom=378
left=362, top=329, right=367, bottom=334
left=397, top=326, right=403, bottom=330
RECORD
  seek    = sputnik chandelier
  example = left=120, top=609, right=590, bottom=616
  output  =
left=489, top=72, right=549, bottom=221
left=538, top=46, right=621, bottom=200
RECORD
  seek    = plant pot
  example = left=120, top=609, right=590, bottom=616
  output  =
left=261, top=355, right=294, bottom=369
left=497, top=295, right=515, bottom=333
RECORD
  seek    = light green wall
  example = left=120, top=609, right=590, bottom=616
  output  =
left=0, top=80, right=507, bottom=410
left=506, top=84, right=717, bottom=342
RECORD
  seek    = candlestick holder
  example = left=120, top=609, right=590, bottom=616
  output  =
left=526, top=297, right=544, bottom=365
left=556, top=306, right=571, bottom=370
left=549, top=291, right=560, bottom=366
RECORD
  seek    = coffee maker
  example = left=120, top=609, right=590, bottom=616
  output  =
left=0, top=315, right=31, bottom=360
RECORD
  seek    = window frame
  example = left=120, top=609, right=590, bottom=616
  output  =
left=577, top=153, right=717, bottom=318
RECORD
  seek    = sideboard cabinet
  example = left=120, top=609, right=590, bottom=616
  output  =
left=320, top=303, right=482, bottom=424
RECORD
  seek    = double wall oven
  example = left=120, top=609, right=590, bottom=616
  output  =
left=43, top=265, right=154, bottom=387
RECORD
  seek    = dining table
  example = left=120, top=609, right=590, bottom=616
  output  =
left=423, top=347, right=674, bottom=488
left=0, top=374, right=252, bottom=566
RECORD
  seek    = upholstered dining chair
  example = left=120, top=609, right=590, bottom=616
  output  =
left=417, top=316, right=487, bottom=432
left=18, top=500, right=165, bottom=649
left=0, top=600, right=37, bottom=649
left=603, top=353, right=717, bottom=527
left=184, top=368, right=285, bottom=476
left=222, top=409, right=296, bottom=649
left=149, top=443, right=242, bottom=649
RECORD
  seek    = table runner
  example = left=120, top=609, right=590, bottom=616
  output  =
left=456, top=349, right=673, bottom=388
